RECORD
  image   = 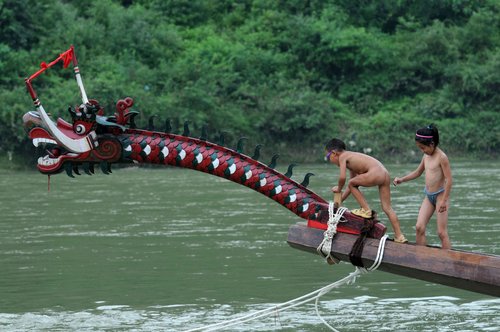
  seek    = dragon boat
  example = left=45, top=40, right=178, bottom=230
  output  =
left=22, top=47, right=500, bottom=297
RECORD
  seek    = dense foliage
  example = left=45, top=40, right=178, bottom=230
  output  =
left=1, top=0, right=499, bottom=167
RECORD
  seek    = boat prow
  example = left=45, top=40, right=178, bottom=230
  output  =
left=287, top=222, right=500, bottom=297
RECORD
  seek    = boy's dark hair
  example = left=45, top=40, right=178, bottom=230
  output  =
left=325, top=138, right=346, bottom=151
left=415, top=124, right=439, bottom=147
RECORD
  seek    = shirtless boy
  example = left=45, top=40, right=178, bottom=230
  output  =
left=325, top=138, right=407, bottom=243
left=393, top=125, right=452, bottom=249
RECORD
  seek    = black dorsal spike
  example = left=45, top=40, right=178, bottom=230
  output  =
left=73, top=165, right=81, bottom=176
left=200, top=124, right=208, bottom=140
left=148, top=115, right=157, bottom=131
left=284, top=163, right=297, bottom=178
left=83, top=162, right=92, bottom=175
left=268, top=154, right=279, bottom=169
left=252, top=144, right=262, bottom=160
left=129, top=113, right=138, bottom=129
left=300, top=173, right=315, bottom=187
left=100, top=162, right=110, bottom=175
left=182, top=121, right=190, bottom=136
left=165, top=118, right=172, bottom=133
left=218, top=132, right=225, bottom=146
left=64, top=163, right=75, bottom=178
left=236, top=137, right=247, bottom=153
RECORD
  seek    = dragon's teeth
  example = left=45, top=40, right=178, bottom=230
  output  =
left=37, top=155, right=60, bottom=166
left=33, top=138, right=57, bottom=147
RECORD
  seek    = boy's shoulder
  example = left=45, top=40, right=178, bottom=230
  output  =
left=342, top=151, right=373, bottom=163
left=436, top=148, right=450, bottom=160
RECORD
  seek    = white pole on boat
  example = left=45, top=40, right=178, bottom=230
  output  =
left=70, top=46, right=89, bottom=104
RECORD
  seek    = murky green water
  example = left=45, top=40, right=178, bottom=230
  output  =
left=1, top=161, right=499, bottom=331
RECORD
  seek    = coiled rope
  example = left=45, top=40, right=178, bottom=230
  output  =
left=183, top=203, right=388, bottom=332
left=317, top=203, right=348, bottom=263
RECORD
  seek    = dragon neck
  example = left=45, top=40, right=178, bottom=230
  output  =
left=116, top=129, right=329, bottom=221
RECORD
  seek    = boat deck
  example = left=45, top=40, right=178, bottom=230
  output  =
left=287, top=222, right=500, bottom=297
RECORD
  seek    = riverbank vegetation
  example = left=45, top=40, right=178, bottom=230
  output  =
left=1, top=0, right=498, bottom=168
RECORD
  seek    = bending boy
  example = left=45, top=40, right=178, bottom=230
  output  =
left=325, top=138, right=407, bottom=243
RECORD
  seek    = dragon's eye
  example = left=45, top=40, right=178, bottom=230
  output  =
left=75, top=124, right=87, bottom=135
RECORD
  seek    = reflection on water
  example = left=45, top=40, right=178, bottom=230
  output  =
left=0, top=161, right=499, bottom=331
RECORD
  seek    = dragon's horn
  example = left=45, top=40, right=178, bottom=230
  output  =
left=236, top=137, right=247, bottom=153
left=200, top=125, right=208, bottom=140
left=284, top=163, right=297, bottom=178
left=300, top=173, right=314, bottom=187
left=182, top=121, right=190, bottom=136
left=252, top=144, right=262, bottom=160
left=268, top=154, right=279, bottom=169
left=165, top=118, right=172, bottom=133
left=148, top=115, right=156, bottom=131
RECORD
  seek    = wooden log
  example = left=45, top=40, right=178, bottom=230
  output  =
left=287, top=222, right=500, bottom=297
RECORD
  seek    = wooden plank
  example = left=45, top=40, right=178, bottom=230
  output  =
left=287, top=222, right=500, bottom=297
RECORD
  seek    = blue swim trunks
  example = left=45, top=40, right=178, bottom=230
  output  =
left=424, top=187, right=445, bottom=206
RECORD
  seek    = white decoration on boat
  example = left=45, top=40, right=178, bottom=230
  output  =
left=212, top=159, right=219, bottom=169
left=274, top=185, right=282, bottom=194
left=301, top=203, right=309, bottom=212
left=161, top=147, right=169, bottom=158
left=260, top=177, right=267, bottom=187
left=179, top=149, right=186, bottom=160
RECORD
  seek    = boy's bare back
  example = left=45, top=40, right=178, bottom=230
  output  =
left=339, top=151, right=389, bottom=187
left=341, top=151, right=387, bottom=175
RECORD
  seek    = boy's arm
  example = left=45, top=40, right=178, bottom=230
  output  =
left=341, top=169, right=355, bottom=201
left=438, top=154, right=452, bottom=212
left=393, top=158, right=425, bottom=185
left=336, top=155, right=348, bottom=192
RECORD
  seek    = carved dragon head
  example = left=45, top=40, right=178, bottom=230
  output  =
left=23, top=96, right=138, bottom=176
left=22, top=46, right=138, bottom=176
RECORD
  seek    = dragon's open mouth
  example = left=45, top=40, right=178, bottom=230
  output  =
left=24, top=111, right=90, bottom=174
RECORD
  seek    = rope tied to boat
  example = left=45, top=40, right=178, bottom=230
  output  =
left=317, top=202, right=348, bottom=264
left=183, top=234, right=389, bottom=332
left=348, top=219, right=375, bottom=267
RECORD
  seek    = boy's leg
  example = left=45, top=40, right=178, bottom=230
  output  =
left=349, top=185, right=370, bottom=211
left=347, top=172, right=382, bottom=211
left=378, top=181, right=404, bottom=239
left=416, top=199, right=434, bottom=246
left=435, top=195, right=451, bottom=249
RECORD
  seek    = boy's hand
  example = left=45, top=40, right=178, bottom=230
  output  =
left=393, top=177, right=402, bottom=186
left=437, top=199, right=448, bottom=213
left=331, top=186, right=341, bottom=193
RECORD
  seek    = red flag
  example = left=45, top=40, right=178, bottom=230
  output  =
left=61, top=48, right=74, bottom=68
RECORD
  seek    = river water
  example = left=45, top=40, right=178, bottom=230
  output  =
left=0, top=161, right=499, bottom=331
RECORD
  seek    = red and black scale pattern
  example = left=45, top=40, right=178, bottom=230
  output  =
left=117, top=129, right=330, bottom=222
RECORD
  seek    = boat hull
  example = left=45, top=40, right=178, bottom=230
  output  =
left=287, top=222, right=500, bottom=297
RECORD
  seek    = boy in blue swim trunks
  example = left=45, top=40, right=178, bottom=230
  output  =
left=393, top=125, right=452, bottom=249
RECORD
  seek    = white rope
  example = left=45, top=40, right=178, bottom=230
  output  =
left=183, top=207, right=389, bottom=332
left=314, top=234, right=389, bottom=331
left=183, top=268, right=363, bottom=332
left=317, top=203, right=348, bottom=263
